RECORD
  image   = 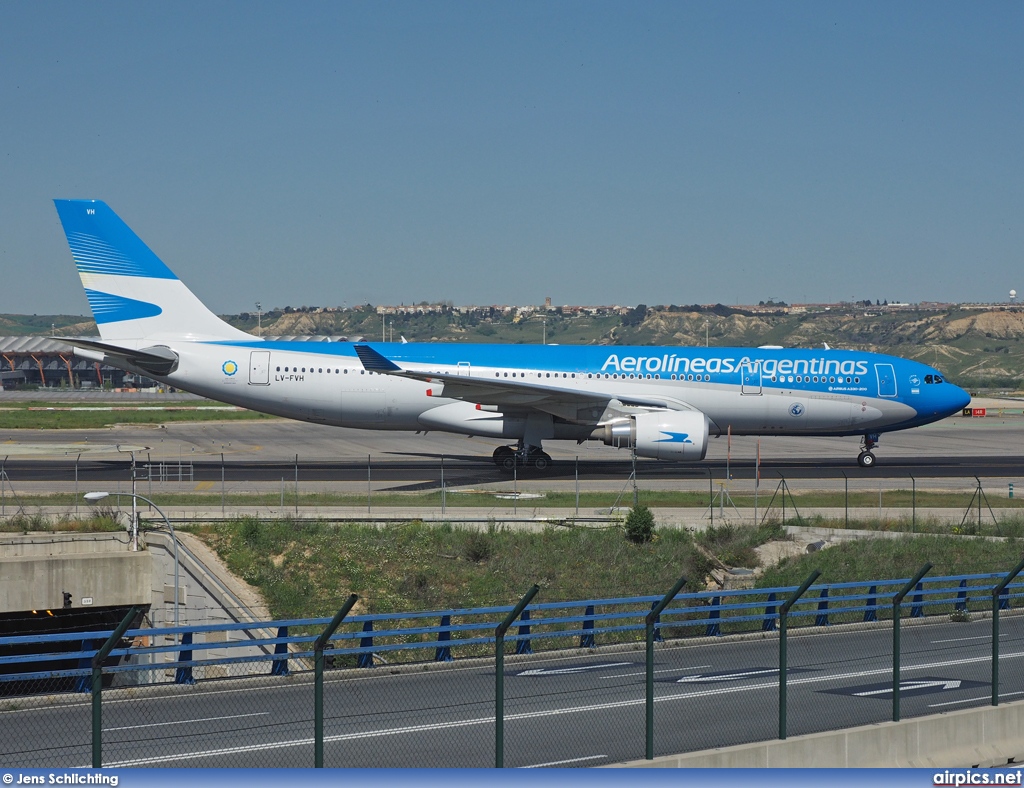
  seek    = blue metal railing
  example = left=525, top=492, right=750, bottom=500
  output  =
left=2, top=571, right=1020, bottom=690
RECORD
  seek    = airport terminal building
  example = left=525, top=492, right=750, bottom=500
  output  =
left=0, top=337, right=137, bottom=389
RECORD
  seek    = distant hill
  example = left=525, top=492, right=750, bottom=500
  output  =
left=12, top=304, right=1024, bottom=390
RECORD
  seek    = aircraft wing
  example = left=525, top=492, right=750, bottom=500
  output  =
left=353, top=344, right=694, bottom=421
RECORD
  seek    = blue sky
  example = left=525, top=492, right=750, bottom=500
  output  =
left=2, top=2, right=1021, bottom=316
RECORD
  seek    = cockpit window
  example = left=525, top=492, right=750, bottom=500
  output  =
left=935, top=375, right=943, bottom=384
left=925, top=374, right=933, bottom=384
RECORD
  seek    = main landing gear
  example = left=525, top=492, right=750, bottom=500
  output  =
left=857, top=434, right=879, bottom=468
left=493, top=443, right=552, bottom=471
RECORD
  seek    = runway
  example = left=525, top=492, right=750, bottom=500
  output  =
left=0, top=413, right=1022, bottom=487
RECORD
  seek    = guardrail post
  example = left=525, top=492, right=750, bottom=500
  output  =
left=646, top=575, right=687, bottom=760
left=911, top=582, right=924, bottom=617
left=955, top=579, right=968, bottom=612
left=515, top=609, right=533, bottom=655
left=815, top=587, right=830, bottom=626
left=315, top=594, right=358, bottom=768
left=993, top=557, right=1024, bottom=707
left=75, top=639, right=95, bottom=693
left=271, top=626, right=290, bottom=676
left=893, top=564, right=932, bottom=722
left=706, top=596, right=721, bottom=636
left=579, top=604, right=596, bottom=648
left=435, top=615, right=453, bottom=662
left=357, top=620, right=374, bottom=668
left=762, top=593, right=777, bottom=632
left=864, top=586, right=877, bottom=623
left=92, top=606, right=139, bottom=768
left=779, top=571, right=820, bottom=740
left=174, top=630, right=196, bottom=685
left=496, top=585, right=540, bottom=768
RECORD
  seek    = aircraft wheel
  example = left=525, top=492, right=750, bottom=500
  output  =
left=857, top=451, right=876, bottom=469
left=532, top=452, right=551, bottom=471
left=493, top=446, right=514, bottom=467
left=500, top=454, right=518, bottom=471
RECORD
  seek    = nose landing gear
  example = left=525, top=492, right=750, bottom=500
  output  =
left=857, top=433, right=879, bottom=468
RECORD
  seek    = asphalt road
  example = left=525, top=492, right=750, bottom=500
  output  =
left=5, top=615, right=1023, bottom=768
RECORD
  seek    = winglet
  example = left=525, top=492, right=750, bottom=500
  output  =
left=353, top=344, right=403, bottom=372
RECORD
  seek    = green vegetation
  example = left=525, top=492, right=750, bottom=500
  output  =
left=0, top=402, right=276, bottom=429
left=0, top=509, right=122, bottom=534
left=758, top=533, right=1019, bottom=588
left=7, top=488, right=1024, bottom=512
left=193, top=518, right=717, bottom=619
left=624, top=504, right=655, bottom=543
left=0, top=314, right=92, bottom=336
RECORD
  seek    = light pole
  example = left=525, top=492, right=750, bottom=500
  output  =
left=256, top=302, right=262, bottom=337
left=84, top=491, right=180, bottom=640
left=116, top=445, right=138, bottom=551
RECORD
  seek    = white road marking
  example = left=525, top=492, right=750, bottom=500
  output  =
left=853, top=680, right=960, bottom=697
left=931, top=634, right=1005, bottom=644
left=676, top=668, right=777, bottom=683
left=104, top=711, right=269, bottom=732
left=522, top=755, right=608, bottom=768
left=517, top=662, right=631, bottom=676
left=929, top=690, right=1024, bottom=709
left=600, top=664, right=711, bottom=679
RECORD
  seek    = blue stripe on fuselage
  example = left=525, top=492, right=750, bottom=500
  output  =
left=202, top=340, right=969, bottom=429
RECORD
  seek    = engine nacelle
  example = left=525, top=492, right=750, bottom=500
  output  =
left=596, top=410, right=709, bottom=461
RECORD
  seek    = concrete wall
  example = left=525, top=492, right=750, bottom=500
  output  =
left=0, top=532, right=150, bottom=611
left=134, top=530, right=282, bottom=682
left=0, top=531, right=280, bottom=683
left=610, top=701, right=1024, bottom=768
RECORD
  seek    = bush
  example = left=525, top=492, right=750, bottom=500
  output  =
left=624, top=505, right=655, bottom=544
left=462, top=530, right=494, bottom=563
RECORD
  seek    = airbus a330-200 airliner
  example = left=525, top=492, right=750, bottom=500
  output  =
left=52, top=200, right=971, bottom=470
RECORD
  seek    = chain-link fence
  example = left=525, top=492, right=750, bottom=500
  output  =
left=4, top=565, right=1024, bottom=768
left=1, top=453, right=1023, bottom=538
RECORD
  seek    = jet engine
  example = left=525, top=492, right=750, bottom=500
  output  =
left=596, top=410, right=709, bottom=461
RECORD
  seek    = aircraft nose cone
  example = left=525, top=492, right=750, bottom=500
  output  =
left=951, top=385, right=972, bottom=413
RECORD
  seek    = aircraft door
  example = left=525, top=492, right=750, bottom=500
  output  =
left=457, top=361, right=471, bottom=376
left=249, top=351, right=270, bottom=385
left=875, top=363, right=897, bottom=398
left=741, top=361, right=762, bottom=394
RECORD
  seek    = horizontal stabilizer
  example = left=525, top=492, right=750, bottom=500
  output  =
left=60, top=338, right=179, bottom=376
